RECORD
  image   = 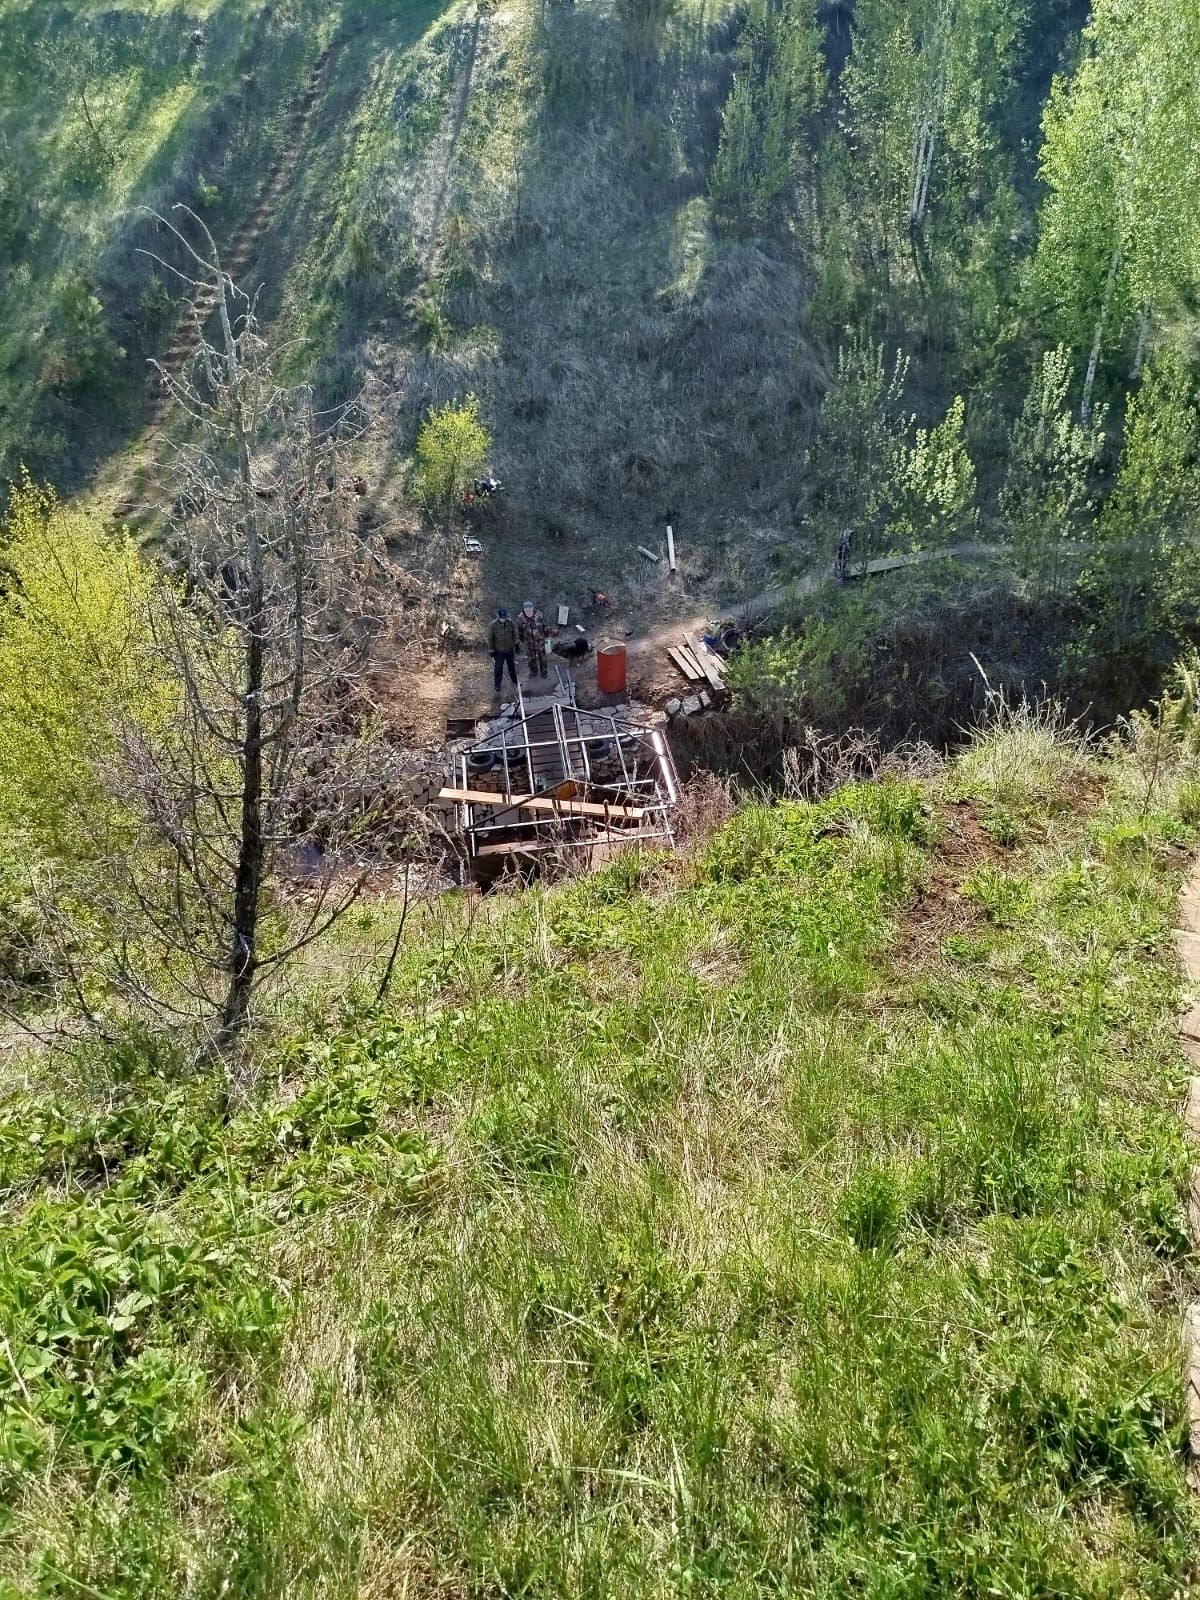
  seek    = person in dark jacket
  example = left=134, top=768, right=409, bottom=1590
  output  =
left=488, top=607, right=518, bottom=692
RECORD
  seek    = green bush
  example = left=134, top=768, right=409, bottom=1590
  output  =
left=415, top=393, right=491, bottom=509
left=43, top=277, right=125, bottom=393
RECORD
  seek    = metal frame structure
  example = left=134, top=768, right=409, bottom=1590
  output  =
left=441, top=681, right=679, bottom=876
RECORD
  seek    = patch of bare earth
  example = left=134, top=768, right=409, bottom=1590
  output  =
left=891, top=797, right=1011, bottom=970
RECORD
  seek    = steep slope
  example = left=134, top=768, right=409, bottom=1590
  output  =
left=1, top=717, right=1196, bottom=1594
left=0, top=0, right=349, bottom=487
left=277, top=0, right=825, bottom=636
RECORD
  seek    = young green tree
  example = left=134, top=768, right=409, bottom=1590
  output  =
left=1000, top=346, right=1104, bottom=598
left=1081, top=352, right=1200, bottom=658
left=43, top=276, right=125, bottom=392
left=889, top=394, right=978, bottom=549
left=709, top=0, right=825, bottom=231
left=842, top=0, right=1024, bottom=278
left=805, top=336, right=913, bottom=561
left=416, top=394, right=492, bottom=511
left=1033, top=0, right=1200, bottom=422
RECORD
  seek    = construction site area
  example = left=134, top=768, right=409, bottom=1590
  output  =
left=418, top=590, right=741, bottom=880
left=437, top=671, right=679, bottom=882
left=414, top=538, right=938, bottom=880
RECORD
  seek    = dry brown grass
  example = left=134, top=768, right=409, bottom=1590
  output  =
left=291, top=0, right=825, bottom=655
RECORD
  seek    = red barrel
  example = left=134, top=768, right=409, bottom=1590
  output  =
left=597, top=643, right=627, bottom=694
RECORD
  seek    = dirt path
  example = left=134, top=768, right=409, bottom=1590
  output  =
left=106, top=33, right=347, bottom=519
left=401, top=542, right=1005, bottom=746
left=414, top=13, right=485, bottom=277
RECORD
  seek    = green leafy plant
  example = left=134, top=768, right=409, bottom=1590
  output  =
left=1001, top=346, right=1105, bottom=597
left=889, top=395, right=978, bottom=549
left=415, top=393, right=491, bottom=510
left=43, top=276, right=125, bottom=391
left=709, top=0, right=826, bottom=230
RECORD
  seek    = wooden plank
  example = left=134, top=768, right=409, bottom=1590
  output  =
left=638, top=545, right=660, bottom=563
left=438, top=787, right=647, bottom=822
left=676, top=644, right=704, bottom=676
left=848, top=556, right=913, bottom=578
left=557, top=605, right=570, bottom=626
left=693, top=635, right=727, bottom=681
left=668, top=646, right=702, bottom=682
left=684, top=631, right=725, bottom=694
left=666, top=524, right=677, bottom=572
left=478, top=830, right=637, bottom=859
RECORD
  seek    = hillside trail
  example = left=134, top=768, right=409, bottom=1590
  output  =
left=401, top=542, right=1003, bottom=745
left=102, top=32, right=348, bottom=520
left=413, top=11, right=486, bottom=278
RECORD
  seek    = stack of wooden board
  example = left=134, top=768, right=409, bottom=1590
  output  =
left=668, top=632, right=729, bottom=700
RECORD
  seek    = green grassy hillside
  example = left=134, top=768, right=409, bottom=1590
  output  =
left=0, top=0, right=342, bottom=484
left=2, top=715, right=1196, bottom=1595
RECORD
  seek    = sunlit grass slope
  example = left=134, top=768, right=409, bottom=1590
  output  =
left=0, top=0, right=333, bottom=484
left=1, top=717, right=1197, bottom=1595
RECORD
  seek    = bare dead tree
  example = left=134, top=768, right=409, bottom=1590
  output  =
left=105, top=206, right=407, bottom=1052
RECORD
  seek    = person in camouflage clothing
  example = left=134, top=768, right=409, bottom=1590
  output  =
left=517, top=599, right=548, bottom=679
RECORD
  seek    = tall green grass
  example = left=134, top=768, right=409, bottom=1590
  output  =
left=0, top=732, right=1195, bottom=1595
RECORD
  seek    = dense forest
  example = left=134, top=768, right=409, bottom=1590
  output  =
left=3, top=0, right=1200, bottom=1592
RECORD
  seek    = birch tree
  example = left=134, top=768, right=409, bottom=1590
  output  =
left=842, top=0, right=1024, bottom=273
left=999, top=347, right=1104, bottom=599
left=1033, top=0, right=1200, bottom=423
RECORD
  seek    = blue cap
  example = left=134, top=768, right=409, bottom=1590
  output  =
left=523, top=599, right=534, bottom=609
left=497, top=606, right=507, bottom=617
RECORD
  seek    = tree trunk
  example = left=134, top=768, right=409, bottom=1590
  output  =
left=219, top=601, right=265, bottom=1046
left=1081, top=242, right=1121, bottom=426
left=218, top=264, right=266, bottom=1050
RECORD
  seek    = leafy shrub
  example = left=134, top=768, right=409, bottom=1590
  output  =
left=412, top=288, right=452, bottom=351
left=0, top=476, right=166, bottom=871
left=415, top=394, right=490, bottom=509
left=137, top=271, right=175, bottom=329
left=194, top=173, right=220, bottom=210
left=43, top=276, right=125, bottom=392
